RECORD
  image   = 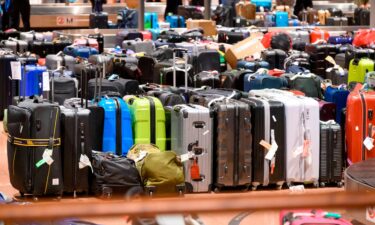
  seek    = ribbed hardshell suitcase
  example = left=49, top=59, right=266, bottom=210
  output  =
left=249, top=90, right=320, bottom=186
left=20, top=65, right=46, bottom=97
left=45, top=54, right=78, bottom=72
left=7, top=101, right=63, bottom=196
left=348, top=58, right=375, bottom=84
left=324, top=86, right=349, bottom=124
left=319, top=121, right=343, bottom=187
left=60, top=106, right=92, bottom=195
left=125, top=96, right=166, bottom=151
left=241, top=97, right=286, bottom=189
left=98, top=97, right=133, bottom=155
left=171, top=104, right=213, bottom=192
left=346, top=84, right=375, bottom=164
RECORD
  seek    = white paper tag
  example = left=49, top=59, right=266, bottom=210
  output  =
left=203, top=130, right=209, bottom=136
left=42, top=149, right=54, bottom=165
left=52, top=178, right=59, bottom=186
left=265, top=142, right=278, bottom=161
left=42, top=72, right=50, bottom=91
left=364, top=137, right=374, bottom=151
left=272, top=115, right=277, bottom=122
left=11, top=61, right=21, bottom=80
left=180, top=152, right=194, bottom=163
left=236, top=18, right=240, bottom=23
left=79, top=154, right=93, bottom=172
left=293, top=146, right=304, bottom=158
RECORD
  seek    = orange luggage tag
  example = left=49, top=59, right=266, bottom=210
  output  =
left=190, top=158, right=201, bottom=181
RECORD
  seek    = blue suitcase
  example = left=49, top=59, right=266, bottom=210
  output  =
left=166, top=15, right=185, bottom=28
left=144, top=12, right=159, bottom=29
left=237, top=60, right=270, bottom=71
left=243, top=71, right=288, bottom=92
left=20, top=65, right=47, bottom=97
left=264, top=13, right=275, bottom=27
left=324, top=86, right=349, bottom=124
left=275, top=11, right=288, bottom=27
left=148, top=29, right=161, bottom=41
left=251, top=0, right=272, bottom=12
left=98, top=97, right=133, bottom=155
left=63, top=45, right=99, bottom=58
left=288, top=19, right=300, bottom=26
left=328, top=36, right=353, bottom=45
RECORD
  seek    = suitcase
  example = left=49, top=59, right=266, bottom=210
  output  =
left=1, top=39, right=28, bottom=53
left=241, top=97, right=286, bottom=189
left=147, top=91, right=186, bottom=107
left=0, top=53, right=18, bottom=119
left=288, top=30, right=310, bottom=45
left=318, top=100, right=336, bottom=122
left=98, top=96, right=133, bottom=155
left=52, top=37, right=73, bottom=54
left=88, top=33, right=105, bottom=54
left=194, top=71, right=220, bottom=88
left=305, top=44, right=339, bottom=77
left=20, top=31, right=44, bottom=42
left=310, top=28, right=330, bottom=44
left=89, top=12, right=108, bottom=29
left=264, top=13, right=275, bottom=27
left=235, top=1, right=256, bottom=20
left=73, top=38, right=99, bottom=51
left=275, top=11, right=288, bottom=27
left=282, top=73, right=323, bottom=99
left=244, top=70, right=288, bottom=92
left=0, top=29, right=20, bottom=40
left=318, top=9, right=330, bottom=25
left=335, top=53, right=346, bottom=69
left=217, top=29, right=250, bottom=44
left=219, top=70, right=252, bottom=90
left=60, top=106, right=92, bottom=196
left=63, top=45, right=99, bottom=59
left=237, top=59, right=270, bottom=71
left=346, top=84, right=375, bottom=164
left=50, top=71, right=78, bottom=105
left=45, top=54, right=76, bottom=71
left=194, top=50, right=221, bottom=75
left=122, top=39, right=154, bottom=55
left=261, top=49, right=287, bottom=70
left=284, top=52, right=310, bottom=70
left=345, top=48, right=375, bottom=70
left=251, top=0, right=272, bottom=11
left=275, top=5, right=292, bottom=17
left=234, top=16, right=251, bottom=28
left=116, top=31, right=143, bottom=47
left=117, top=8, right=138, bottom=29
left=213, top=5, right=234, bottom=27
left=326, top=67, right=348, bottom=85
left=326, top=17, right=348, bottom=26
left=125, top=96, right=166, bottom=151
left=319, top=121, right=343, bottom=187
left=7, top=100, right=63, bottom=196
left=29, top=41, right=55, bottom=58
left=138, top=56, right=157, bottom=84
left=354, top=7, right=370, bottom=25
left=328, top=36, right=353, bottom=45
left=288, top=19, right=300, bottom=26
left=348, top=58, right=375, bottom=84
left=171, top=104, right=213, bottom=192
left=20, top=65, right=46, bottom=97
left=166, top=15, right=185, bottom=28
left=87, top=75, right=140, bottom=99
left=177, top=5, right=204, bottom=20
left=249, top=90, right=320, bottom=186
left=144, top=12, right=159, bottom=29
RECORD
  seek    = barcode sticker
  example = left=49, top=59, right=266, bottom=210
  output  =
left=10, top=61, right=21, bottom=80
left=52, top=178, right=59, bottom=186
left=42, top=72, right=50, bottom=91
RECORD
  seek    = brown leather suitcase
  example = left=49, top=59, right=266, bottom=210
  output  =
left=235, top=1, right=256, bottom=20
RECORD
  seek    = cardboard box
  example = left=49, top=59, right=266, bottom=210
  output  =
left=225, top=32, right=265, bottom=69
left=186, top=20, right=217, bottom=37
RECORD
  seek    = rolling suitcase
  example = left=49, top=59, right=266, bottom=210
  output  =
left=1, top=39, right=28, bottom=53
left=116, top=30, right=143, bottom=47
left=240, top=97, right=286, bottom=190
left=145, top=12, right=159, bottom=29
left=125, top=96, right=166, bottom=151
left=87, top=75, right=140, bottom=99
left=194, top=50, right=221, bottom=75
left=326, top=67, right=348, bottom=85
left=171, top=104, right=213, bottom=192
left=138, top=56, right=157, bottom=84
left=348, top=58, right=375, bottom=84
left=7, top=100, right=63, bottom=197
left=282, top=73, right=323, bottom=99
left=236, top=59, right=269, bottom=71
left=219, top=70, right=252, bottom=90
left=334, top=53, right=346, bottom=69
left=19, top=65, right=46, bottom=97
left=193, top=71, right=220, bottom=88
left=249, top=90, right=320, bottom=187
left=0, top=53, right=17, bottom=119
left=243, top=70, right=288, bottom=92
left=346, top=84, right=375, bottom=164
left=117, top=8, right=138, bottom=29
left=60, top=106, right=92, bottom=196
left=261, top=49, right=287, bottom=70
left=122, top=39, right=154, bottom=55
left=324, top=86, right=349, bottom=124
left=319, top=120, right=343, bottom=187
left=166, top=15, right=185, bottom=28
left=30, top=41, right=55, bottom=58
left=89, top=12, right=108, bottom=29
left=235, top=1, right=256, bottom=20
left=88, top=33, right=104, bottom=54
left=45, top=54, right=76, bottom=71
left=50, top=71, right=78, bottom=105
left=345, top=48, right=375, bottom=70
left=63, top=45, right=99, bottom=59
left=326, top=17, right=348, bottom=26
left=318, top=100, right=336, bottom=122
left=275, top=11, right=288, bottom=27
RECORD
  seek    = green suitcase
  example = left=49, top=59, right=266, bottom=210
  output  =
left=125, top=96, right=167, bottom=151
left=348, top=58, right=375, bottom=84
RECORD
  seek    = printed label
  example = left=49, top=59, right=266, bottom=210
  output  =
left=10, top=61, right=21, bottom=80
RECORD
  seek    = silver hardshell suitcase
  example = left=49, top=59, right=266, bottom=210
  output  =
left=122, top=39, right=155, bottom=55
left=249, top=89, right=320, bottom=187
left=2, top=39, right=28, bottom=53
left=20, top=31, right=44, bottom=42
left=171, top=104, right=213, bottom=193
left=46, top=54, right=76, bottom=71
left=288, top=30, right=310, bottom=44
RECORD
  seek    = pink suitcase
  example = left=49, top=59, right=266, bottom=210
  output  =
left=73, top=38, right=99, bottom=50
left=280, top=209, right=352, bottom=225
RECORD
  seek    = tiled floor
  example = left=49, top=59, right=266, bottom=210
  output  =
left=0, top=122, right=349, bottom=225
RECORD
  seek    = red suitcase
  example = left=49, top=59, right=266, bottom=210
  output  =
left=310, top=28, right=330, bottom=44
left=346, top=83, right=375, bottom=164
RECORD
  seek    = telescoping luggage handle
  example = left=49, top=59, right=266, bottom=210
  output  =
left=173, top=48, right=189, bottom=91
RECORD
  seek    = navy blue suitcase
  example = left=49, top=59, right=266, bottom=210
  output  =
left=237, top=60, right=270, bottom=71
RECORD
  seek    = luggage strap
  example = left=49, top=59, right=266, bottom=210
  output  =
left=8, top=135, right=61, bottom=147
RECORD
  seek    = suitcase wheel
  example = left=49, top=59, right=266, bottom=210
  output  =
left=176, top=184, right=186, bottom=196
left=184, top=182, right=193, bottom=194
left=319, top=182, right=326, bottom=188
left=251, top=186, right=257, bottom=191
left=33, top=196, right=39, bottom=201
left=337, top=182, right=343, bottom=188
left=19, top=192, right=24, bottom=198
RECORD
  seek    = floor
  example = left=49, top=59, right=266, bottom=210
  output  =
left=0, top=122, right=361, bottom=225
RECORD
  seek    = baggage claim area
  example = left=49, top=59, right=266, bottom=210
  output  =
left=1, top=0, right=375, bottom=224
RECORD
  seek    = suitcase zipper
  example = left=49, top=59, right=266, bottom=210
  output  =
left=113, top=98, right=122, bottom=156
left=360, top=91, right=367, bottom=160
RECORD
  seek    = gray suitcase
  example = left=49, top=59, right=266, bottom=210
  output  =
left=2, top=39, right=28, bottom=53
left=46, top=54, right=76, bottom=71
left=122, top=39, right=154, bottom=55
left=334, top=53, right=346, bottom=69
left=20, top=31, right=44, bottom=42
left=326, top=17, right=348, bottom=26
left=171, top=104, right=213, bottom=193
left=288, top=30, right=310, bottom=44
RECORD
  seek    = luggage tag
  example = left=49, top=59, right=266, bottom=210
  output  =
left=364, top=137, right=374, bottom=151
left=180, top=151, right=194, bottom=163
left=10, top=61, right=21, bottom=80
left=79, top=154, right=93, bottom=173
left=190, top=157, right=201, bottom=181
left=36, top=148, right=54, bottom=168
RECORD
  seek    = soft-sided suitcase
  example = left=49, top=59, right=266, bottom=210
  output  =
left=0, top=53, right=17, bottom=119
left=275, top=11, right=288, bottom=27
left=50, top=71, right=78, bottom=105
left=87, top=75, right=140, bottom=99
left=194, top=71, right=220, bottom=88
left=346, top=84, right=375, bottom=164
left=89, top=12, right=108, bottom=29
left=324, top=86, right=349, bottom=124
left=348, top=58, right=375, bottom=84
left=171, top=104, right=213, bottom=192
left=60, top=106, right=92, bottom=196
left=219, top=70, right=251, bottom=90
left=319, top=100, right=336, bottom=122
left=249, top=90, right=320, bottom=187
left=261, top=49, right=287, bottom=70
left=125, top=96, right=166, bottom=151
left=319, top=121, right=343, bottom=187
left=241, top=97, right=286, bottom=190
left=236, top=59, right=269, bottom=71
left=63, top=45, right=99, bottom=59
left=282, top=73, right=323, bottom=99
left=7, top=100, right=63, bottom=197
left=326, top=67, right=348, bottom=85
left=244, top=70, right=288, bottom=92
left=98, top=96, right=133, bottom=155
left=20, top=65, right=46, bottom=97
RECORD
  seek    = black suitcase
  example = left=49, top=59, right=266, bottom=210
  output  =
left=153, top=60, right=193, bottom=86
left=88, top=33, right=104, bottom=54
left=319, top=121, right=343, bottom=187
left=177, top=5, right=204, bottom=20
left=219, top=70, right=246, bottom=89
left=261, top=49, right=287, bottom=70
left=218, top=30, right=249, bottom=44
left=326, top=67, right=348, bottom=85
left=50, top=72, right=78, bottom=105
left=334, top=53, right=346, bottom=69
left=112, top=57, right=141, bottom=81
left=53, top=37, right=73, bottom=54
left=344, top=48, right=375, bottom=70
left=241, top=97, right=286, bottom=190
left=30, top=41, right=55, bottom=58
left=212, top=4, right=234, bottom=27
left=87, top=76, right=140, bottom=98
left=354, top=8, right=370, bottom=25
left=0, top=53, right=17, bottom=119
left=138, top=56, right=157, bottom=84
left=89, top=12, right=108, bottom=29
left=285, top=51, right=310, bottom=70
left=305, top=44, right=339, bottom=77
left=7, top=100, right=63, bottom=197
left=60, top=106, right=92, bottom=196
left=193, top=71, right=220, bottom=88
left=194, top=50, right=221, bottom=75
left=326, top=17, right=348, bottom=26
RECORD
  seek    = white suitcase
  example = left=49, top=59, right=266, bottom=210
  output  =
left=20, top=31, right=44, bottom=42
left=171, top=104, right=213, bottom=193
left=122, top=39, right=155, bottom=55
left=249, top=89, right=320, bottom=187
